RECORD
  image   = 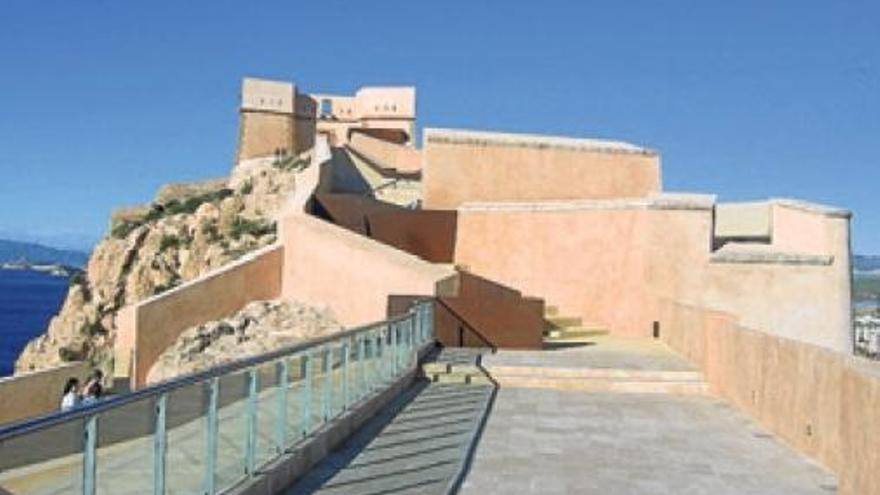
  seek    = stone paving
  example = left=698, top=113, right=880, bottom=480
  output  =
left=483, top=335, right=697, bottom=372
left=458, top=388, right=838, bottom=495
left=286, top=380, right=493, bottom=495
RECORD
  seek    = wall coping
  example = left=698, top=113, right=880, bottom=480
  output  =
left=771, top=198, right=852, bottom=219
left=457, top=193, right=715, bottom=213
left=709, top=244, right=834, bottom=266
left=0, top=361, right=87, bottom=385
left=135, top=243, right=284, bottom=308
left=423, top=127, right=657, bottom=156
left=293, top=213, right=457, bottom=278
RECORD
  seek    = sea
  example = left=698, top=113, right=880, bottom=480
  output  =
left=0, top=269, right=67, bottom=377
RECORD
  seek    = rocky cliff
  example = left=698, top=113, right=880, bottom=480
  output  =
left=15, top=154, right=312, bottom=376
left=147, top=300, right=341, bottom=383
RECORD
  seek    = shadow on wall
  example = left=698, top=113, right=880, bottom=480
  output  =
left=389, top=270, right=545, bottom=350
left=328, top=147, right=373, bottom=194
left=313, top=193, right=458, bottom=264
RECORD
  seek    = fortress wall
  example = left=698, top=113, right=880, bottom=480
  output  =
left=454, top=195, right=852, bottom=351
left=422, top=128, right=660, bottom=209
left=294, top=117, right=316, bottom=154
left=660, top=301, right=880, bottom=495
left=237, top=111, right=295, bottom=162
left=695, top=202, right=853, bottom=352
left=118, top=244, right=284, bottom=388
left=348, top=133, right=421, bottom=173
left=280, top=213, right=456, bottom=327
left=453, top=200, right=653, bottom=336
left=0, top=362, right=91, bottom=425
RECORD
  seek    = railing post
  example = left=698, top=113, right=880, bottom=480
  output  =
left=321, top=346, right=332, bottom=421
left=356, top=334, right=366, bottom=401
left=342, top=340, right=351, bottom=410
left=301, top=352, right=312, bottom=437
left=275, top=359, right=289, bottom=453
left=391, top=321, right=399, bottom=375
left=204, top=377, right=219, bottom=495
left=245, top=368, right=258, bottom=476
left=153, top=393, right=167, bottom=495
left=82, top=415, right=97, bottom=495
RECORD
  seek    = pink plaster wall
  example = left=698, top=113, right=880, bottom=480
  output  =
left=349, top=133, right=421, bottom=173
left=454, top=197, right=852, bottom=351
left=0, top=362, right=91, bottom=425
left=118, top=244, right=284, bottom=388
left=422, top=129, right=660, bottom=209
left=660, top=301, right=879, bottom=495
left=280, top=213, right=456, bottom=327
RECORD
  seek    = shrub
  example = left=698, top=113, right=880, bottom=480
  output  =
left=240, top=180, right=254, bottom=195
left=69, top=271, right=86, bottom=287
left=272, top=156, right=310, bottom=172
left=81, top=320, right=107, bottom=337
left=201, top=223, right=221, bottom=242
left=229, top=217, right=276, bottom=240
left=159, top=234, right=181, bottom=252
left=111, top=221, right=139, bottom=239
left=58, top=347, right=81, bottom=362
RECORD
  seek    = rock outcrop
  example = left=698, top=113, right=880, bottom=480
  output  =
left=15, top=154, right=311, bottom=376
left=146, top=300, right=342, bottom=383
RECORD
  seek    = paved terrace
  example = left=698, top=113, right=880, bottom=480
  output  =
left=464, top=337, right=838, bottom=494
left=280, top=337, right=836, bottom=494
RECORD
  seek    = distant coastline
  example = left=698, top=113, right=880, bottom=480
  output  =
left=0, top=261, right=82, bottom=278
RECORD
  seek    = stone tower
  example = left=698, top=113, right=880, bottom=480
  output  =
left=236, top=78, right=302, bottom=163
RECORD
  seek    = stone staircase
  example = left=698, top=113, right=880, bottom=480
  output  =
left=420, top=347, right=494, bottom=386
left=543, top=304, right=609, bottom=348
left=485, top=364, right=708, bottom=395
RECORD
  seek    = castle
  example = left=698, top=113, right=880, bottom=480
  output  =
left=236, top=77, right=416, bottom=161
left=2, top=77, right=877, bottom=494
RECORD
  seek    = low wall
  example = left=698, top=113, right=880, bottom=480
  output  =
left=280, top=213, right=457, bottom=326
left=0, top=362, right=91, bottom=425
left=348, top=133, right=421, bottom=174
left=388, top=271, right=545, bottom=350
left=659, top=300, right=879, bottom=495
left=117, top=244, right=284, bottom=388
left=314, top=193, right=457, bottom=263
left=422, top=128, right=660, bottom=209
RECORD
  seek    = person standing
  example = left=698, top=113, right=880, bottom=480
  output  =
left=60, top=377, right=80, bottom=411
left=81, top=370, right=104, bottom=406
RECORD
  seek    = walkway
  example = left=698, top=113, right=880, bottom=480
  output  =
left=286, top=379, right=493, bottom=495
left=458, top=388, right=838, bottom=494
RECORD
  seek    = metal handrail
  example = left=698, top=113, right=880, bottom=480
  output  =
left=0, top=302, right=435, bottom=495
left=435, top=298, right=498, bottom=353
left=0, top=311, right=416, bottom=441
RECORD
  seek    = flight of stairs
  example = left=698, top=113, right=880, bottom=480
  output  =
left=543, top=304, right=609, bottom=348
left=420, top=347, right=494, bottom=386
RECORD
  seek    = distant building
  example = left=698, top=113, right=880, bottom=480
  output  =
left=236, top=77, right=415, bottom=162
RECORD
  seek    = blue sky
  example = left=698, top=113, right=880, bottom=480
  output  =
left=0, top=1, right=877, bottom=252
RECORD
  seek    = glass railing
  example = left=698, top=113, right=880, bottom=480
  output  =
left=0, top=301, right=434, bottom=495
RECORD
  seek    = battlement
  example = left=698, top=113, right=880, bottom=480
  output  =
left=240, top=77, right=296, bottom=113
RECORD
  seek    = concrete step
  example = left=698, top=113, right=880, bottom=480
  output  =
left=421, top=363, right=481, bottom=375
left=544, top=327, right=609, bottom=339
left=546, top=316, right=583, bottom=328
left=429, top=371, right=493, bottom=386
left=489, top=375, right=709, bottom=395
left=422, top=362, right=451, bottom=374
left=485, top=365, right=707, bottom=395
